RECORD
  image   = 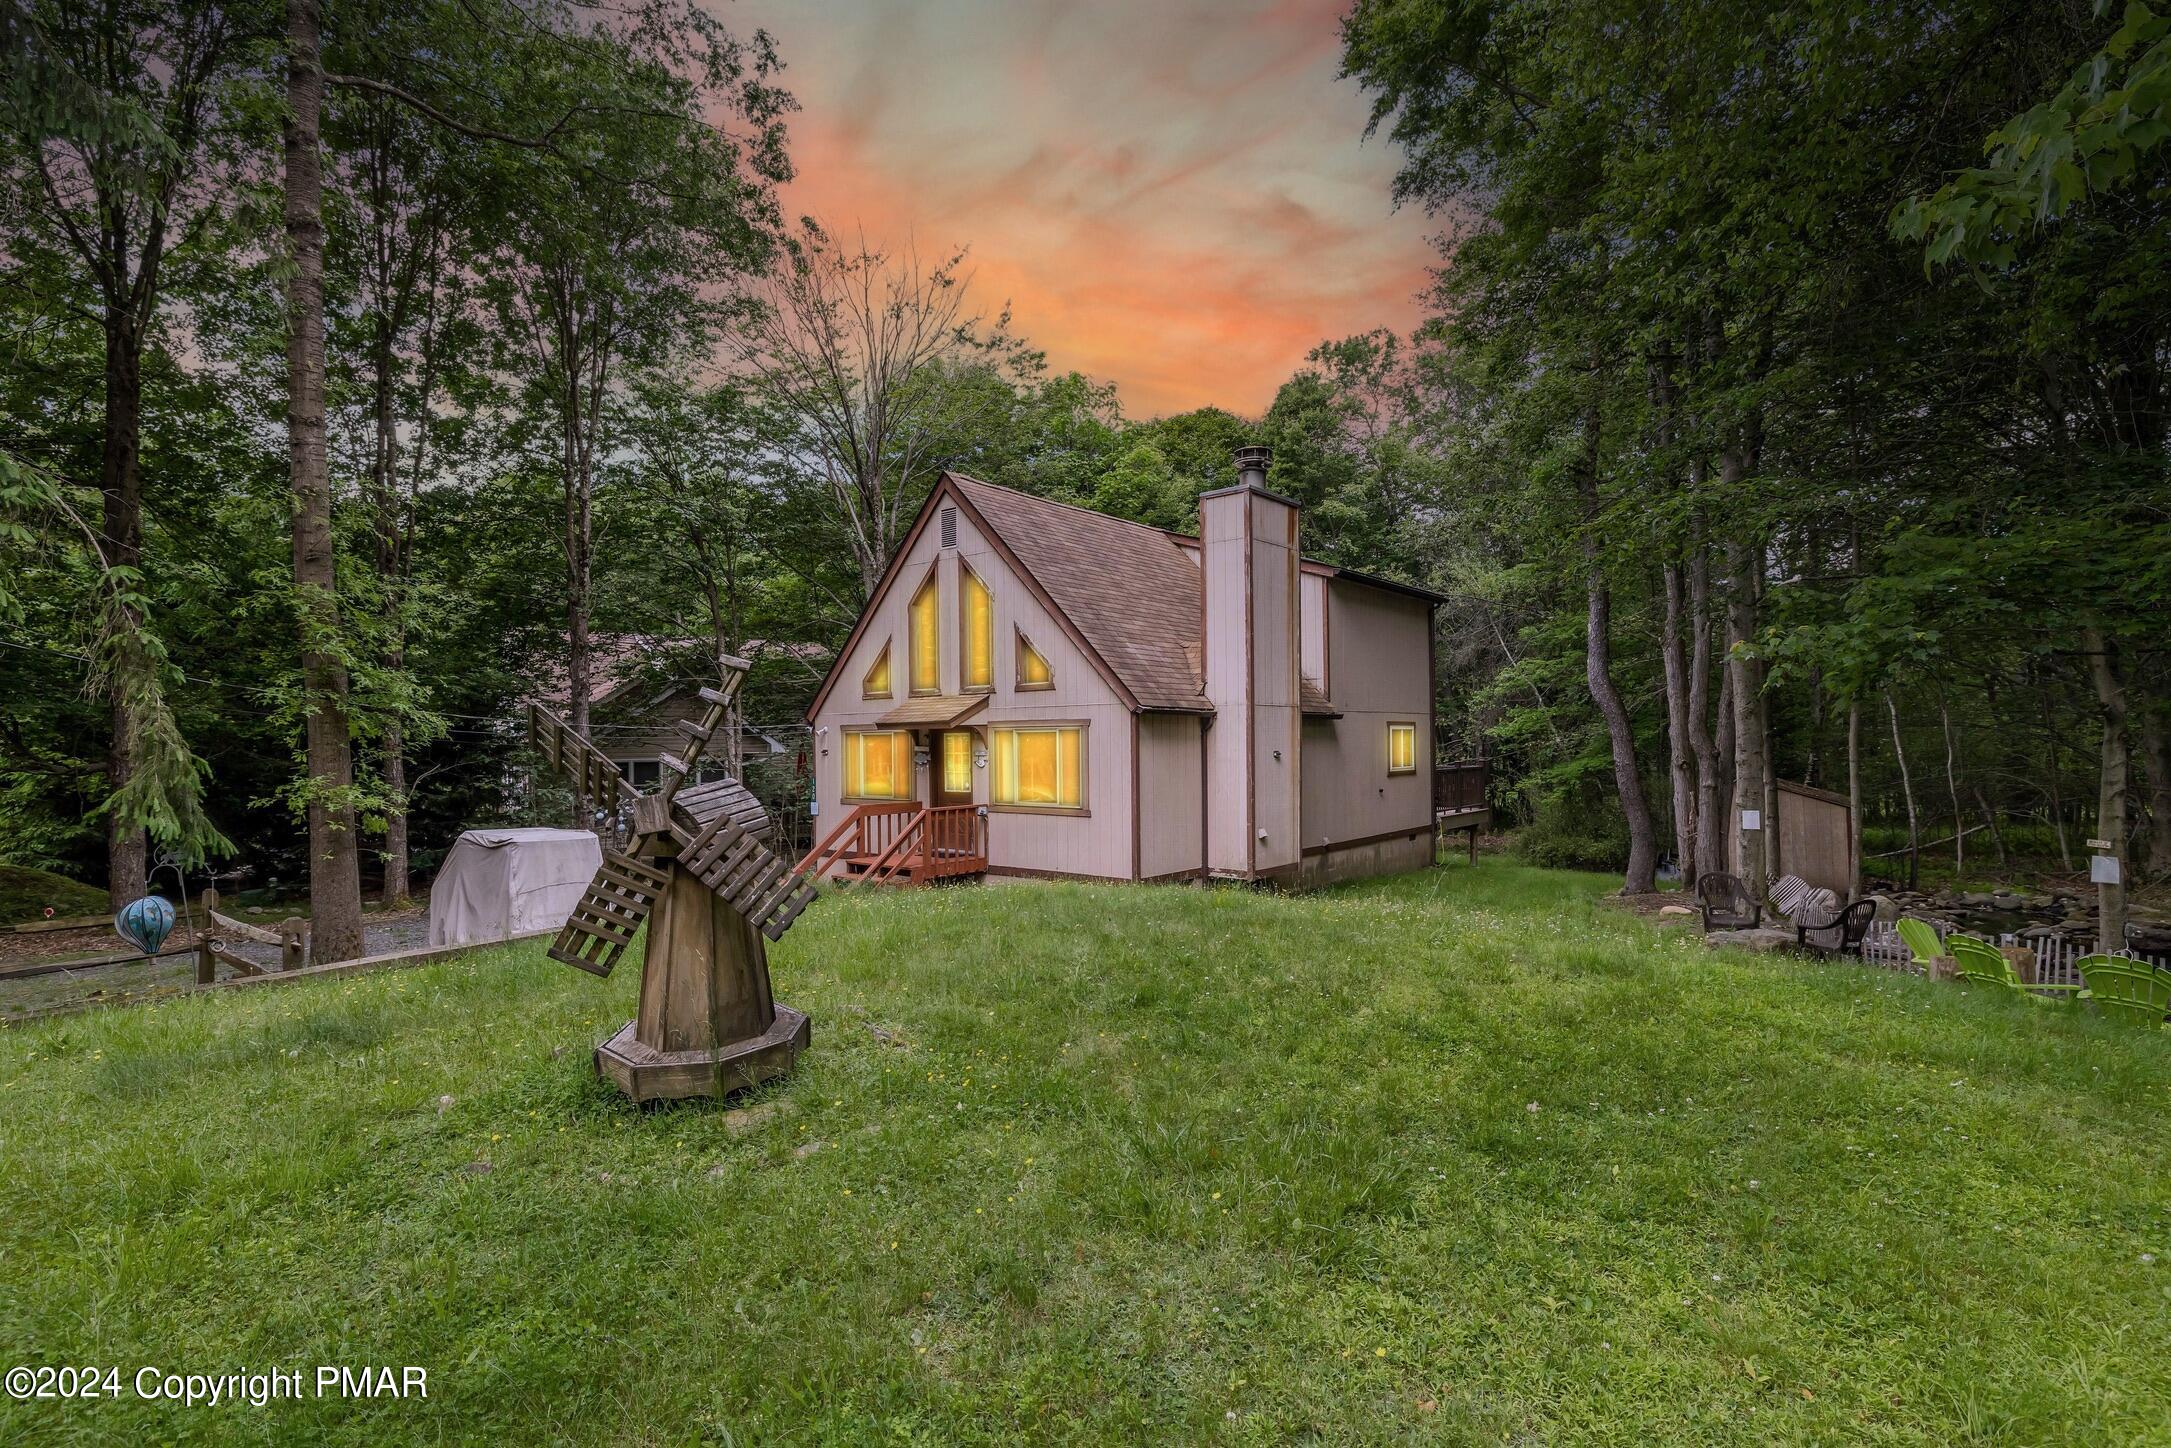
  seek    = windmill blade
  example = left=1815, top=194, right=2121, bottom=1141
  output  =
left=677, top=812, right=820, bottom=943
left=656, top=655, right=752, bottom=806
left=548, top=853, right=671, bottom=977
left=527, top=703, right=631, bottom=817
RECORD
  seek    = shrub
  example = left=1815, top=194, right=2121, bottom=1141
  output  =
left=1512, top=802, right=1631, bottom=873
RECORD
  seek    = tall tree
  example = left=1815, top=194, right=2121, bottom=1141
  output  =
left=738, top=235, right=1027, bottom=601
left=2, top=0, right=256, bottom=905
left=484, top=6, right=790, bottom=762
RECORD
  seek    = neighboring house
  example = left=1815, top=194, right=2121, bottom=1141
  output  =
left=522, top=638, right=797, bottom=791
left=801, top=446, right=1443, bottom=888
left=589, top=672, right=792, bottom=789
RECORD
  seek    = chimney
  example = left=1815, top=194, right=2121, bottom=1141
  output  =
left=1199, top=445, right=1300, bottom=881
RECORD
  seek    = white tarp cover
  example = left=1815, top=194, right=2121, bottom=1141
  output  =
left=428, top=827, right=602, bottom=947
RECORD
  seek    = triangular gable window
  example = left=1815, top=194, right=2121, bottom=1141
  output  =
left=1016, top=628, right=1053, bottom=690
left=910, top=571, right=940, bottom=695
left=961, top=564, right=994, bottom=691
left=863, top=641, right=893, bottom=699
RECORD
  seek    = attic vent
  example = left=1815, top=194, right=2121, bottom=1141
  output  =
left=940, top=507, right=957, bottom=548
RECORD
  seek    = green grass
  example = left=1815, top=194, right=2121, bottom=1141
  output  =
left=0, top=863, right=107, bottom=926
left=2, top=859, right=2168, bottom=1444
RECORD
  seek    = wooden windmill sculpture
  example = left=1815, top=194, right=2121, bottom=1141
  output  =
left=526, top=656, right=817, bottom=1102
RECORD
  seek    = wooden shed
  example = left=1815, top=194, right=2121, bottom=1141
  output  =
left=1730, top=779, right=1854, bottom=896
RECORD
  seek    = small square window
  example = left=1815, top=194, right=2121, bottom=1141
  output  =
left=1387, top=723, right=1417, bottom=775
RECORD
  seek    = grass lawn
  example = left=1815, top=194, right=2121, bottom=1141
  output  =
left=0, top=863, right=108, bottom=926
left=2, top=859, right=2168, bottom=1444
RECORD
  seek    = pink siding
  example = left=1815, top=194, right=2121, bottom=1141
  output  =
left=1137, top=713, right=1204, bottom=879
left=1300, top=570, right=1328, bottom=693
left=1249, top=497, right=1300, bottom=873
left=1198, top=485, right=1302, bottom=879
left=1299, top=579, right=1433, bottom=855
left=808, top=496, right=1135, bottom=879
left=1200, top=492, right=1251, bottom=874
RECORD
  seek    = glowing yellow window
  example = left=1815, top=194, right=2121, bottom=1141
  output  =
left=992, top=726, right=1083, bottom=809
left=910, top=573, right=939, bottom=694
left=844, top=730, right=912, bottom=800
left=1388, top=722, right=1417, bottom=775
left=961, top=565, right=993, bottom=691
left=942, top=731, right=973, bottom=795
left=1015, top=629, right=1052, bottom=689
left=862, top=642, right=892, bottom=699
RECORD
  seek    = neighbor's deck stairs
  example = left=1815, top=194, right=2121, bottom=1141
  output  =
left=795, top=802, right=988, bottom=887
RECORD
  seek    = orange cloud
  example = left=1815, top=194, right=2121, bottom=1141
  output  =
left=727, top=0, right=1433, bottom=418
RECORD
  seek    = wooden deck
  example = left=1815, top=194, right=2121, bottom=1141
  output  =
left=1434, top=759, right=1492, bottom=863
left=798, top=803, right=989, bottom=886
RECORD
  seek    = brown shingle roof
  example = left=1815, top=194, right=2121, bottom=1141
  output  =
left=1300, top=674, right=1337, bottom=717
left=877, top=694, right=990, bottom=728
left=948, top=475, right=1211, bottom=712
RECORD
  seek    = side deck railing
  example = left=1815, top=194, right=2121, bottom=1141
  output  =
left=1435, top=759, right=1490, bottom=814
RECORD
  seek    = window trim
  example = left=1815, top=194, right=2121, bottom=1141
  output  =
left=1387, top=721, right=1418, bottom=776
left=840, top=727, right=916, bottom=803
left=959, top=560, right=994, bottom=694
left=908, top=566, right=941, bottom=697
left=988, top=720, right=1089, bottom=816
left=1014, top=627, right=1054, bottom=691
left=862, top=639, right=893, bottom=700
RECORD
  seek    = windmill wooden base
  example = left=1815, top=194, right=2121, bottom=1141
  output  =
left=592, top=861, right=810, bottom=1102
left=526, top=661, right=823, bottom=1106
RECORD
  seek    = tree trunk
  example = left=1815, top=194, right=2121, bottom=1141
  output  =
left=2139, top=700, right=2171, bottom=880
left=1711, top=664, right=1736, bottom=877
left=1688, top=545, right=1726, bottom=884
left=1724, top=534, right=1767, bottom=900
left=2041, top=679, right=2073, bottom=870
left=1577, top=375, right=1657, bottom=896
left=1587, top=564, right=1658, bottom=894
left=1939, top=694, right=1965, bottom=878
left=1660, top=560, right=1698, bottom=883
left=1886, top=689, right=1920, bottom=893
left=284, top=0, right=364, bottom=964
left=1762, top=715, right=1779, bottom=884
left=1847, top=699, right=1863, bottom=894
left=1972, top=784, right=2009, bottom=867
left=2083, top=628, right=2129, bottom=952
left=370, top=303, right=410, bottom=907
left=101, top=313, right=149, bottom=908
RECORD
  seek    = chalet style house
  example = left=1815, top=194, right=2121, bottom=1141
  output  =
left=797, top=447, right=1443, bottom=888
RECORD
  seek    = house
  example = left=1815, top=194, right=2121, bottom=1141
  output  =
left=589, top=672, right=793, bottom=790
left=521, top=636, right=801, bottom=790
left=798, top=446, right=1443, bottom=888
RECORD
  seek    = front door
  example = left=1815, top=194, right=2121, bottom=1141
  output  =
left=931, top=729, right=975, bottom=807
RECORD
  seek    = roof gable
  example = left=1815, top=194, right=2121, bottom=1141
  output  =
left=945, top=475, right=1209, bottom=712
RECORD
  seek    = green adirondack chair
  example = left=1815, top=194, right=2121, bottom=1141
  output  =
left=2075, top=955, right=2171, bottom=1028
left=1895, top=917, right=1946, bottom=971
left=1948, top=934, right=2083, bottom=1004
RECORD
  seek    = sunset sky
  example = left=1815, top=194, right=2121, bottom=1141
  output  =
left=728, top=0, right=1436, bottom=419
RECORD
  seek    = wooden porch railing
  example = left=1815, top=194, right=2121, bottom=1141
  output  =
left=793, top=803, right=988, bottom=886
left=916, top=805, right=989, bottom=881
left=796, top=801, right=919, bottom=880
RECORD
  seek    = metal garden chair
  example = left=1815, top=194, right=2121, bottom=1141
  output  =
left=1795, top=897, right=1877, bottom=957
left=1696, top=872, right=1761, bottom=931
